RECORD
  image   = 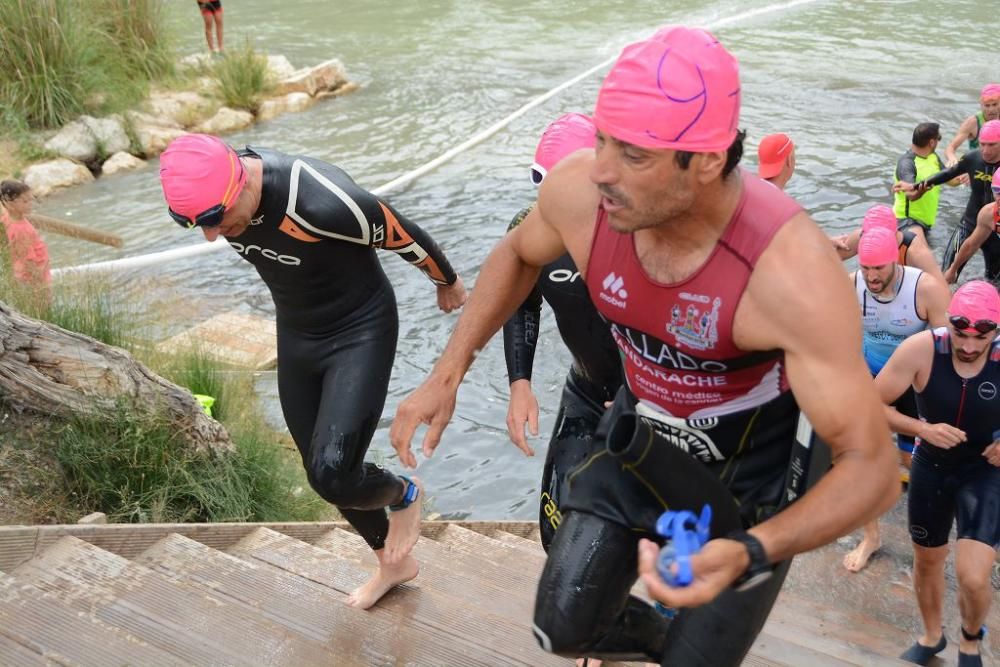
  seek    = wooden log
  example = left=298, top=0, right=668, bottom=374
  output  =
left=29, top=213, right=123, bottom=248
left=0, top=300, right=232, bottom=455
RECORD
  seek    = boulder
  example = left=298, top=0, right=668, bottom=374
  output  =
left=79, top=115, right=131, bottom=155
left=275, top=58, right=348, bottom=96
left=193, top=107, right=253, bottom=134
left=43, top=121, right=98, bottom=162
left=145, top=90, right=216, bottom=128
left=126, top=110, right=181, bottom=130
left=266, top=54, right=296, bottom=80
left=133, top=124, right=188, bottom=157
left=102, top=152, right=146, bottom=175
left=23, top=159, right=94, bottom=197
left=257, top=92, right=315, bottom=122
left=315, top=80, right=361, bottom=101
left=178, top=52, right=212, bottom=71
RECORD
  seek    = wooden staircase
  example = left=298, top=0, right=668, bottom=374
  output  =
left=0, top=520, right=983, bottom=666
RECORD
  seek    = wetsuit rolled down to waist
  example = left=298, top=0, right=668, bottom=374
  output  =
left=230, top=147, right=456, bottom=551
left=533, top=171, right=815, bottom=666
left=502, top=206, right=624, bottom=550
left=910, top=329, right=1000, bottom=550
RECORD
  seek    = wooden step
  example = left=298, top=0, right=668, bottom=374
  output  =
left=436, top=523, right=547, bottom=568
left=489, top=527, right=546, bottom=556
left=0, top=571, right=186, bottom=666
left=233, top=527, right=570, bottom=666
left=136, top=532, right=492, bottom=667
left=312, top=527, right=539, bottom=622
left=12, top=536, right=338, bottom=666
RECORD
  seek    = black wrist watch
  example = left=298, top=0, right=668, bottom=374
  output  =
left=727, top=530, right=774, bottom=591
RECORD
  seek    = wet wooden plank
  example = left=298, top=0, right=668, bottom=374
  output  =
left=157, top=310, right=278, bottom=370
left=0, top=631, right=59, bottom=666
left=232, top=527, right=570, bottom=666
left=13, top=536, right=339, bottom=666
left=0, top=520, right=537, bottom=572
left=0, top=572, right=186, bottom=666
left=137, top=533, right=489, bottom=667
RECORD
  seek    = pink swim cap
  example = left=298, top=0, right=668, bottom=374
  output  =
left=978, top=120, right=1000, bottom=144
left=949, top=280, right=1000, bottom=329
left=531, top=113, right=596, bottom=185
left=857, top=226, right=898, bottom=267
left=160, top=134, right=247, bottom=221
left=593, top=26, right=740, bottom=152
left=861, top=204, right=898, bottom=234
left=980, top=84, right=1000, bottom=101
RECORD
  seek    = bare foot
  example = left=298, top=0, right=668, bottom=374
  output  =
left=843, top=536, right=881, bottom=572
left=346, top=553, right=419, bottom=609
left=384, top=477, right=424, bottom=565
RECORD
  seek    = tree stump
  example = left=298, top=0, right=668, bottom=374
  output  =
left=0, top=301, right=233, bottom=455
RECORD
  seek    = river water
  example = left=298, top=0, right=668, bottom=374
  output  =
left=37, top=0, right=994, bottom=519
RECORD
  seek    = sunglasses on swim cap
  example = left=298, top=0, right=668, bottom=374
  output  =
left=949, top=315, right=999, bottom=334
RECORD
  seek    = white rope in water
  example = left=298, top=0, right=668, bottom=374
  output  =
left=53, top=0, right=827, bottom=278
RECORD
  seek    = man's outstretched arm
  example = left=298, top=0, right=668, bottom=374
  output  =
left=390, top=207, right=567, bottom=468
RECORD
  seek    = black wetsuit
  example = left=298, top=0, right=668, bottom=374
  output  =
left=920, top=150, right=1000, bottom=278
left=501, top=206, right=623, bottom=550
left=910, top=329, right=1000, bottom=549
left=229, top=147, right=456, bottom=550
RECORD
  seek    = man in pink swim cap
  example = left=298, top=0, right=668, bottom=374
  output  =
left=841, top=224, right=949, bottom=575
left=160, top=133, right=467, bottom=610
left=944, top=83, right=1000, bottom=173
left=756, top=132, right=796, bottom=190
left=832, top=203, right=943, bottom=282
left=391, top=26, right=896, bottom=665
left=875, top=280, right=1000, bottom=666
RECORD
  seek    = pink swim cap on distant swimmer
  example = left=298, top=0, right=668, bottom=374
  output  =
left=530, top=113, right=596, bottom=185
left=981, top=84, right=1000, bottom=101
left=593, top=26, right=740, bottom=152
left=857, top=226, right=898, bottom=267
left=861, top=204, right=898, bottom=234
left=948, top=280, right=1000, bottom=329
left=159, top=134, right=247, bottom=221
left=979, top=120, right=1000, bottom=144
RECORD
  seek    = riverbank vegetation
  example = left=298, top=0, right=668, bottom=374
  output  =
left=0, top=275, right=328, bottom=525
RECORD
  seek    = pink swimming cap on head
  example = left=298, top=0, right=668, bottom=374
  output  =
left=593, top=26, right=740, bottom=152
left=861, top=204, right=898, bottom=234
left=857, top=226, right=898, bottom=266
left=978, top=120, right=1000, bottom=144
left=159, top=134, right=247, bottom=221
left=980, top=84, right=1000, bottom=101
left=531, top=113, right=596, bottom=185
left=949, top=280, right=1000, bottom=327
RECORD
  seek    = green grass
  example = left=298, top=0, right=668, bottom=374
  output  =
left=0, top=0, right=174, bottom=131
left=55, top=403, right=325, bottom=523
left=214, top=38, right=274, bottom=114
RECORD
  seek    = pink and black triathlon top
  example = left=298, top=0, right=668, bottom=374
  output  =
left=586, top=171, right=804, bottom=517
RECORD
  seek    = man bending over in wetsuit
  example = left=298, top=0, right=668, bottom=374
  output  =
left=391, top=27, right=898, bottom=666
left=159, top=134, right=466, bottom=609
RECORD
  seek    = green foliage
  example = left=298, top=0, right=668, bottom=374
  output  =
left=0, top=0, right=174, bottom=130
left=56, top=403, right=325, bottom=523
left=214, top=39, right=274, bottom=114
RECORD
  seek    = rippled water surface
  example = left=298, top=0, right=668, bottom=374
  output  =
left=38, top=0, right=993, bottom=518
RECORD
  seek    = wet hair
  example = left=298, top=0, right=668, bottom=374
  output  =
left=673, top=129, right=746, bottom=177
left=912, top=122, right=940, bottom=148
left=0, top=179, right=30, bottom=203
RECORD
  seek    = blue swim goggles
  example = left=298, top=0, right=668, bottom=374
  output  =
left=655, top=504, right=712, bottom=587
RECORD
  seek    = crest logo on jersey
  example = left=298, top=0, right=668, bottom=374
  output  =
left=667, top=296, right=721, bottom=351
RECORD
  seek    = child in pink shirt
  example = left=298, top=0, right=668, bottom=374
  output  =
left=1, top=180, right=51, bottom=295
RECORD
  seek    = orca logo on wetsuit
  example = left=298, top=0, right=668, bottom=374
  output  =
left=978, top=382, right=997, bottom=401
left=548, top=269, right=581, bottom=283
left=229, top=242, right=302, bottom=266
